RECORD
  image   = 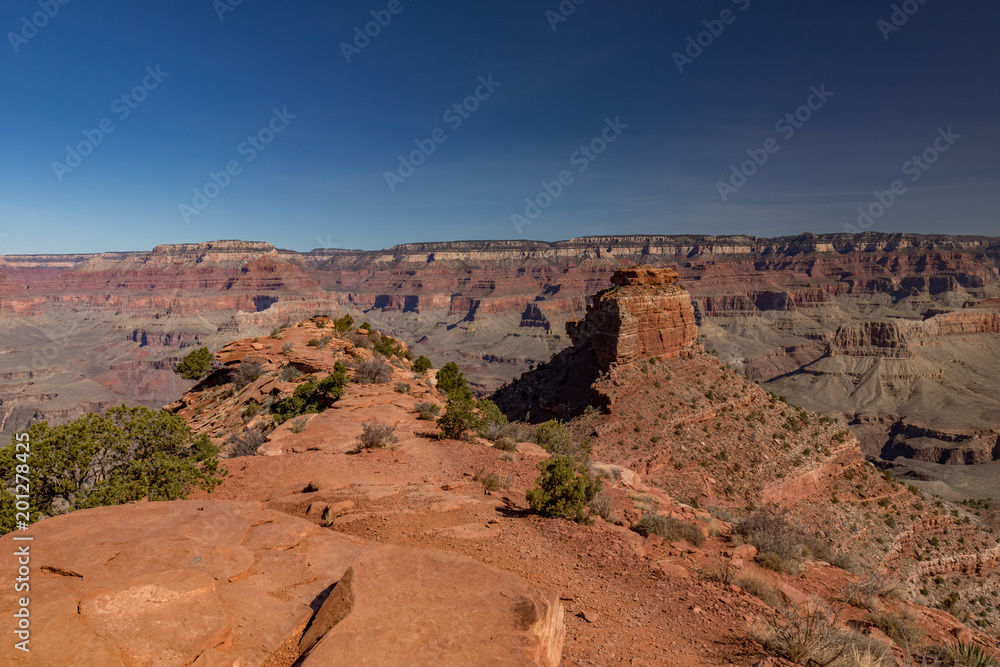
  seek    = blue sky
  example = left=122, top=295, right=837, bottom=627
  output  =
left=0, top=0, right=997, bottom=254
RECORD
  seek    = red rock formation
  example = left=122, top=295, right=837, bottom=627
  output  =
left=567, top=267, right=699, bottom=370
left=0, top=501, right=565, bottom=666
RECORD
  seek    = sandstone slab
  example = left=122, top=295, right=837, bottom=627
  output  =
left=0, top=500, right=365, bottom=667
left=299, top=544, right=566, bottom=667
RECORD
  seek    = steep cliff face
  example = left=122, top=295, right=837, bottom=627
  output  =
left=566, top=268, right=699, bottom=369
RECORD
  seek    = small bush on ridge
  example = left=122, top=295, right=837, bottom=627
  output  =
left=633, top=513, right=705, bottom=547
left=526, top=456, right=602, bottom=524
left=356, top=421, right=397, bottom=451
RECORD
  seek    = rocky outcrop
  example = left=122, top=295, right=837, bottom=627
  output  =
left=567, top=267, right=698, bottom=370
left=830, top=321, right=911, bottom=356
left=298, top=544, right=565, bottom=666
left=0, top=501, right=565, bottom=666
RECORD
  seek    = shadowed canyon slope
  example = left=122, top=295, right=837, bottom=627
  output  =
left=2, top=234, right=999, bottom=484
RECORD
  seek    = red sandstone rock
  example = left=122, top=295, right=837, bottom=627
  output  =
left=298, top=544, right=565, bottom=666
left=0, top=501, right=564, bottom=667
left=567, top=267, right=698, bottom=369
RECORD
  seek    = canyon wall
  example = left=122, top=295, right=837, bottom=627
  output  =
left=1, top=233, right=999, bottom=477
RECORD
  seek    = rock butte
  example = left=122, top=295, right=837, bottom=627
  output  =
left=567, top=267, right=699, bottom=369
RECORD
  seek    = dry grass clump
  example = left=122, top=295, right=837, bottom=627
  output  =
left=735, top=511, right=845, bottom=576
left=484, top=421, right=534, bottom=443
left=472, top=470, right=510, bottom=492
left=415, top=401, right=441, bottom=420
left=492, top=436, right=518, bottom=452
left=355, top=421, right=397, bottom=451
left=867, top=611, right=923, bottom=648
left=632, top=513, right=705, bottom=547
left=354, top=358, right=393, bottom=384
left=588, top=491, right=617, bottom=522
left=736, top=574, right=785, bottom=609
left=232, top=359, right=265, bottom=390
left=750, top=603, right=894, bottom=666
left=227, top=428, right=266, bottom=457
left=844, top=570, right=907, bottom=611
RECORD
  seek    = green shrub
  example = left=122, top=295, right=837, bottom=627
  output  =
left=526, top=456, right=602, bottom=524
left=0, top=406, right=225, bottom=533
left=272, top=373, right=344, bottom=424
left=396, top=382, right=411, bottom=394
left=437, top=393, right=478, bottom=440
left=436, top=362, right=468, bottom=398
left=936, top=642, right=1000, bottom=667
left=317, top=362, right=348, bottom=400
left=174, top=347, right=214, bottom=380
left=633, top=513, right=705, bottom=547
left=534, top=420, right=592, bottom=463
left=373, top=334, right=411, bottom=360
left=280, top=365, right=304, bottom=382
left=290, top=417, right=308, bottom=434
left=475, top=399, right=507, bottom=435
left=413, top=355, right=433, bottom=373
left=333, top=314, right=355, bottom=334
left=242, top=399, right=261, bottom=421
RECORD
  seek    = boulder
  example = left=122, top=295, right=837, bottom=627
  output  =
left=299, top=544, right=565, bottom=666
left=0, top=500, right=364, bottom=667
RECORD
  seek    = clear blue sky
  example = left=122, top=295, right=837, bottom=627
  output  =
left=1, top=0, right=997, bottom=254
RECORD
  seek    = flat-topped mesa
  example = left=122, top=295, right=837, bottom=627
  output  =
left=567, top=266, right=698, bottom=370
